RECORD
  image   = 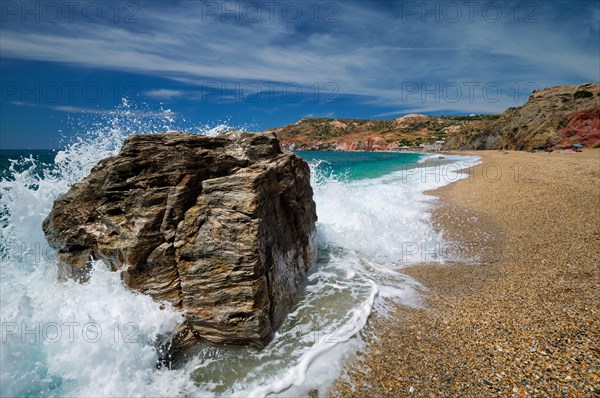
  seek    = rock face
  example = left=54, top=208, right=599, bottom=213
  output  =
left=443, top=82, right=600, bottom=151
left=42, top=131, right=318, bottom=348
left=557, top=107, right=600, bottom=148
left=269, top=83, right=600, bottom=152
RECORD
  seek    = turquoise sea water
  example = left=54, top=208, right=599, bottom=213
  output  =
left=0, top=149, right=423, bottom=180
left=0, top=149, right=56, bottom=177
left=295, top=150, right=424, bottom=181
left=0, top=136, right=478, bottom=397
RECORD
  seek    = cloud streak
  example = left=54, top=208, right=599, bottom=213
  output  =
left=8, top=100, right=176, bottom=118
left=1, top=1, right=598, bottom=113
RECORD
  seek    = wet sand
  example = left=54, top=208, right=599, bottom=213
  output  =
left=330, top=150, right=600, bottom=397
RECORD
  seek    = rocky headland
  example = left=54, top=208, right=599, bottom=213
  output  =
left=444, top=82, right=600, bottom=151
left=271, top=113, right=487, bottom=151
left=269, top=82, right=600, bottom=152
left=42, top=131, right=318, bottom=349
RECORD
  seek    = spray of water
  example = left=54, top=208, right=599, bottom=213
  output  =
left=0, top=99, right=227, bottom=396
left=1, top=100, right=479, bottom=397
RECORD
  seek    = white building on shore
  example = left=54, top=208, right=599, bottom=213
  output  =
left=420, top=140, right=446, bottom=152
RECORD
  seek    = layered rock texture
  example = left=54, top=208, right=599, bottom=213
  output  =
left=42, top=132, right=318, bottom=348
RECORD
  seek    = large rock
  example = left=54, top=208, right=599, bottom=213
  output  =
left=42, top=131, right=318, bottom=348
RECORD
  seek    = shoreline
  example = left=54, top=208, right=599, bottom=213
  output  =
left=330, top=149, right=600, bottom=397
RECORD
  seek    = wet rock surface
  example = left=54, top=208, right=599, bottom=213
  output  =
left=43, top=131, right=317, bottom=348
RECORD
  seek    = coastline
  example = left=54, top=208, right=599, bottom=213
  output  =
left=330, top=149, right=600, bottom=397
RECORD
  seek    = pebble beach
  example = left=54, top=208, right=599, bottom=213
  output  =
left=331, top=150, right=600, bottom=397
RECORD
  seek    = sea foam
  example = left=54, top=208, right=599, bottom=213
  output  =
left=1, top=101, right=479, bottom=397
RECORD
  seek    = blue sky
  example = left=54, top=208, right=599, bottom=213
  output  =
left=1, top=0, right=599, bottom=149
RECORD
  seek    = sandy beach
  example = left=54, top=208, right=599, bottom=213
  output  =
left=331, top=149, right=600, bottom=397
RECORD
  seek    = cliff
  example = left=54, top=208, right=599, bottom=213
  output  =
left=42, top=131, right=318, bottom=349
left=444, top=82, right=600, bottom=151
left=268, top=83, right=599, bottom=152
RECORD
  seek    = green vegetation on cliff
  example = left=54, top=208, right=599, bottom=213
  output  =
left=444, top=82, right=600, bottom=151
left=270, top=114, right=497, bottom=151
left=268, top=83, right=599, bottom=151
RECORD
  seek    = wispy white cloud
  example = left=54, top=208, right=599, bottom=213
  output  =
left=1, top=1, right=598, bottom=113
left=8, top=101, right=176, bottom=117
left=303, top=112, right=335, bottom=119
left=144, top=89, right=186, bottom=100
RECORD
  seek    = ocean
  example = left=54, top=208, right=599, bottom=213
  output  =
left=0, top=125, right=479, bottom=396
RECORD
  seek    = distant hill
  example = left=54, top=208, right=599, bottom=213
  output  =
left=267, top=83, right=599, bottom=151
left=269, top=114, right=500, bottom=151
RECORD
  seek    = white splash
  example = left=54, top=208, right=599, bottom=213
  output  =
left=0, top=99, right=480, bottom=397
